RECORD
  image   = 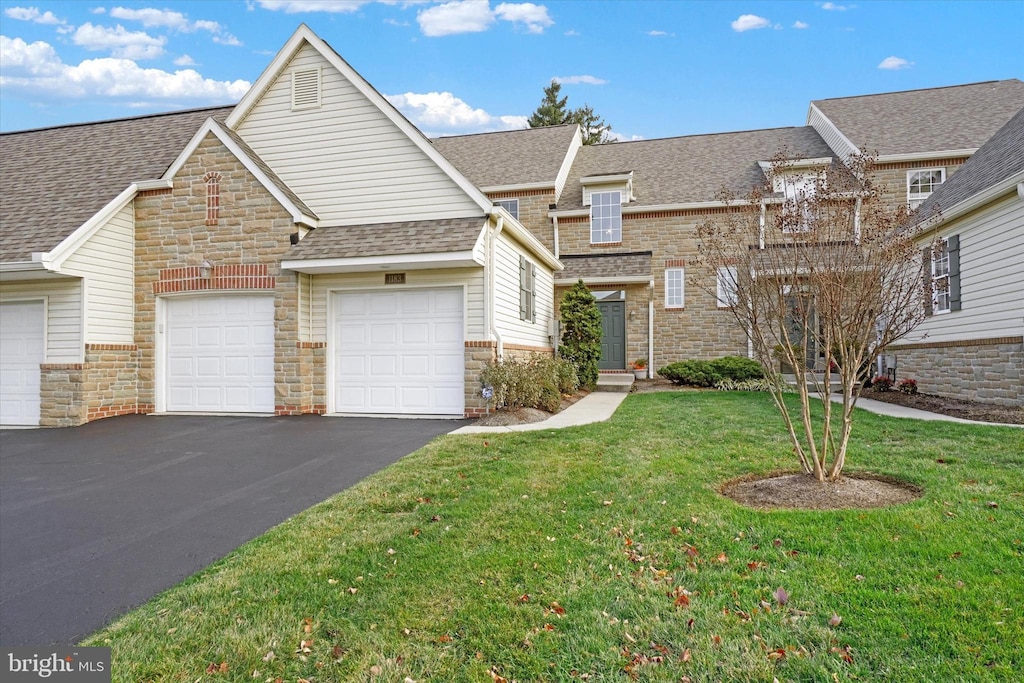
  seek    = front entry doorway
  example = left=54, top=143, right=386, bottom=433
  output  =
left=595, top=291, right=626, bottom=370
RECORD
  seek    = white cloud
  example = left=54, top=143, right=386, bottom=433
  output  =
left=647, top=30, right=672, bottom=37
left=91, top=7, right=106, bottom=14
left=109, top=7, right=191, bottom=30
left=494, top=2, right=553, bottom=34
left=417, top=0, right=495, bottom=36
left=607, top=132, right=644, bottom=142
left=878, top=56, right=912, bottom=70
left=4, top=6, right=65, bottom=25
left=0, top=36, right=250, bottom=103
left=173, top=54, right=196, bottom=66
left=553, top=74, right=607, bottom=85
left=821, top=2, right=853, bottom=10
left=386, top=90, right=526, bottom=134
left=73, top=23, right=166, bottom=60
left=417, top=0, right=553, bottom=37
left=731, top=14, right=771, bottom=32
left=384, top=17, right=410, bottom=26
left=793, top=20, right=809, bottom=29
left=564, top=29, right=579, bottom=36
left=256, top=0, right=370, bottom=12
left=213, top=34, right=243, bottom=46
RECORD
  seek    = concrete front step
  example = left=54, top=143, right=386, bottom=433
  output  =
left=596, top=373, right=635, bottom=393
left=782, top=373, right=842, bottom=392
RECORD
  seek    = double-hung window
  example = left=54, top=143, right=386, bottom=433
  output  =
left=931, top=238, right=951, bottom=314
left=716, top=266, right=738, bottom=308
left=495, top=198, right=519, bottom=220
left=665, top=268, right=684, bottom=308
left=908, top=169, right=944, bottom=209
left=780, top=174, right=815, bottom=233
left=590, top=191, right=622, bottom=244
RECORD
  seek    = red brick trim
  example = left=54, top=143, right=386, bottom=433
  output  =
left=463, top=341, right=553, bottom=353
left=86, top=404, right=142, bottom=421
left=85, top=343, right=138, bottom=352
left=665, top=258, right=686, bottom=267
left=137, top=188, right=171, bottom=197
left=587, top=283, right=648, bottom=290
left=465, top=407, right=489, bottom=418
left=875, top=158, right=968, bottom=171
left=40, top=363, right=84, bottom=370
left=591, top=241, right=624, bottom=248
left=154, top=264, right=275, bottom=294
left=889, top=336, right=1023, bottom=351
left=626, top=207, right=735, bottom=220
left=488, top=188, right=554, bottom=199
left=465, top=340, right=497, bottom=348
left=275, top=405, right=328, bottom=416
left=558, top=216, right=589, bottom=225
left=296, top=341, right=327, bottom=349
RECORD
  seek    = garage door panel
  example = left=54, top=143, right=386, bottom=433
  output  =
left=333, top=288, right=464, bottom=415
left=0, top=301, right=45, bottom=426
left=165, top=295, right=274, bottom=413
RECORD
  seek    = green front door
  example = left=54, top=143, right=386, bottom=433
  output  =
left=597, top=301, right=626, bottom=370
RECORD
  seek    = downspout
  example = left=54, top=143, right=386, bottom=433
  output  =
left=488, top=215, right=505, bottom=361
left=648, top=279, right=655, bottom=379
left=552, top=215, right=560, bottom=259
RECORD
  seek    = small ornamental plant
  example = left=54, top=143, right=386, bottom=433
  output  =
left=898, top=378, right=919, bottom=395
left=871, top=376, right=895, bottom=392
left=632, top=358, right=648, bottom=370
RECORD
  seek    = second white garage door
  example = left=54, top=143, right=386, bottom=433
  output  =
left=0, top=300, right=44, bottom=426
left=165, top=295, right=275, bottom=413
left=333, top=288, right=464, bottom=416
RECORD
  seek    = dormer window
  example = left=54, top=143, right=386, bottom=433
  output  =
left=590, top=190, right=622, bottom=244
left=908, top=168, right=944, bottom=209
left=774, top=173, right=818, bottom=233
left=291, top=67, right=322, bottom=111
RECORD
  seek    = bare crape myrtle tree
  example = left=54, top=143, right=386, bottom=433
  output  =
left=697, top=152, right=934, bottom=482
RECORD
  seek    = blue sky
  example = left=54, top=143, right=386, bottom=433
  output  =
left=1, top=1, right=1021, bottom=137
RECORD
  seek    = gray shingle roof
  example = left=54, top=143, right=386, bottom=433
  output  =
left=557, top=252, right=652, bottom=281
left=917, top=105, right=1024, bottom=221
left=431, top=124, right=578, bottom=188
left=1, top=106, right=234, bottom=263
left=217, top=125, right=317, bottom=219
left=813, top=79, right=1024, bottom=156
left=557, top=127, right=834, bottom=211
left=287, top=217, right=487, bottom=260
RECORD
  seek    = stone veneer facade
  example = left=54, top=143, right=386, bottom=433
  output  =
left=487, top=189, right=557, bottom=253
left=887, top=337, right=1023, bottom=407
left=39, top=344, right=144, bottom=428
left=555, top=209, right=748, bottom=372
left=133, top=133, right=319, bottom=417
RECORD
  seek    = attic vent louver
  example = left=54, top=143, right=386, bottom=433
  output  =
left=291, top=67, right=321, bottom=111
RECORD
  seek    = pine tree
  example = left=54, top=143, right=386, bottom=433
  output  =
left=528, top=80, right=571, bottom=128
left=558, top=280, right=602, bottom=389
left=571, top=103, right=613, bottom=145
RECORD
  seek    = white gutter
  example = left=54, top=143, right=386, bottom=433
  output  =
left=648, top=279, right=655, bottom=379
left=281, top=250, right=480, bottom=274
left=488, top=215, right=505, bottom=360
left=554, top=275, right=650, bottom=286
left=916, top=170, right=1024, bottom=232
left=1017, top=182, right=1024, bottom=201
left=877, top=148, right=976, bottom=163
left=479, top=181, right=554, bottom=193
left=757, top=157, right=833, bottom=172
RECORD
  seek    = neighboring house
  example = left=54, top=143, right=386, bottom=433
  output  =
left=885, top=106, right=1024, bottom=407
left=547, top=127, right=837, bottom=371
left=0, top=24, right=559, bottom=427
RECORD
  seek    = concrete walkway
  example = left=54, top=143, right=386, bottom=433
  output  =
left=452, top=392, right=628, bottom=434
left=823, top=393, right=1023, bottom=428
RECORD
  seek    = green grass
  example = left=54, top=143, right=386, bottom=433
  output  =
left=84, top=392, right=1024, bottom=682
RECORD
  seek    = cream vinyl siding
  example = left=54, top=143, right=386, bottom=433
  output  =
left=493, top=232, right=554, bottom=348
left=0, top=279, right=82, bottom=362
left=60, top=202, right=134, bottom=344
left=807, top=104, right=858, bottom=160
left=236, top=43, right=482, bottom=225
left=897, top=193, right=1024, bottom=345
left=310, top=268, right=486, bottom=342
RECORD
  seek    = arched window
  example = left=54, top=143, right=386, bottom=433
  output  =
left=203, top=171, right=222, bottom=225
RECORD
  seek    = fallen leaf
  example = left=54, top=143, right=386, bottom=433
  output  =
left=412, top=527, right=421, bottom=537
left=328, top=578, right=338, bottom=585
left=387, top=548, right=396, bottom=555
left=716, top=552, right=729, bottom=563
left=331, top=645, right=345, bottom=659
left=166, top=627, right=177, bottom=634
left=430, top=515, right=441, bottom=522
left=773, top=586, right=789, bottom=605
left=205, top=663, right=218, bottom=674
left=681, top=648, right=692, bottom=662
left=369, top=664, right=382, bottom=676
left=670, top=526, right=680, bottom=535
left=830, top=614, right=843, bottom=627
left=773, top=538, right=783, bottom=547
left=747, top=561, right=766, bottom=571
left=854, top=574, right=865, bottom=582
left=348, top=587, right=358, bottom=594
left=603, top=500, right=613, bottom=506
left=518, top=594, right=530, bottom=603
left=437, top=634, right=452, bottom=643
left=686, top=618, right=694, bottom=631
left=219, top=662, right=229, bottom=674
left=261, top=651, right=275, bottom=663
left=767, top=648, right=786, bottom=662
left=488, top=668, right=508, bottom=683
left=550, top=601, right=566, bottom=615
left=987, top=501, right=999, bottom=508
left=674, top=593, right=690, bottom=608
left=711, top=634, right=722, bottom=646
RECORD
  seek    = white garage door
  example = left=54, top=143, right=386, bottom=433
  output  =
left=334, top=288, right=464, bottom=415
left=0, top=300, right=44, bottom=426
left=165, top=295, right=275, bottom=413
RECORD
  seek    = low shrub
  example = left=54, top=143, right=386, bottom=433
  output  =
left=480, top=356, right=578, bottom=411
left=709, top=356, right=765, bottom=381
left=898, top=378, right=919, bottom=395
left=871, top=375, right=895, bottom=392
left=714, top=378, right=772, bottom=392
left=658, top=360, right=722, bottom=387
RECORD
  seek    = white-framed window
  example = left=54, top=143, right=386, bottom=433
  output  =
left=590, top=191, right=622, bottom=243
left=931, top=238, right=951, bottom=314
left=494, top=198, right=519, bottom=220
left=665, top=268, right=684, bottom=308
left=716, top=266, right=738, bottom=308
left=908, top=168, right=945, bottom=209
left=779, top=174, right=816, bottom=233
left=519, top=255, right=535, bottom=322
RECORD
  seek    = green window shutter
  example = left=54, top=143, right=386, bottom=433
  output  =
left=528, top=262, right=536, bottom=322
left=520, top=255, right=528, bottom=320
left=948, top=234, right=961, bottom=312
left=922, top=247, right=933, bottom=317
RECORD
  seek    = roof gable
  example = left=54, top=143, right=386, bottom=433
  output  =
left=810, top=79, right=1024, bottom=157
left=227, top=24, right=491, bottom=225
left=0, top=106, right=232, bottom=263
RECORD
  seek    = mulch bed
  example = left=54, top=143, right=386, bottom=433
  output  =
left=472, top=390, right=590, bottom=427
left=864, top=389, right=1022, bottom=425
left=721, top=471, right=923, bottom=510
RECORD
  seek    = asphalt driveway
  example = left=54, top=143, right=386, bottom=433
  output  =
left=0, top=414, right=463, bottom=646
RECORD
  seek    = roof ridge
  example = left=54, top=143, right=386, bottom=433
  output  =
left=431, top=123, right=577, bottom=140
left=591, top=125, right=814, bottom=146
left=812, top=79, right=1018, bottom=104
left=0, top=104, right=236, bottom=136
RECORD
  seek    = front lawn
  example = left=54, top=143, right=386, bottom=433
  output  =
left=85, top=392, right=1024, bottom=682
